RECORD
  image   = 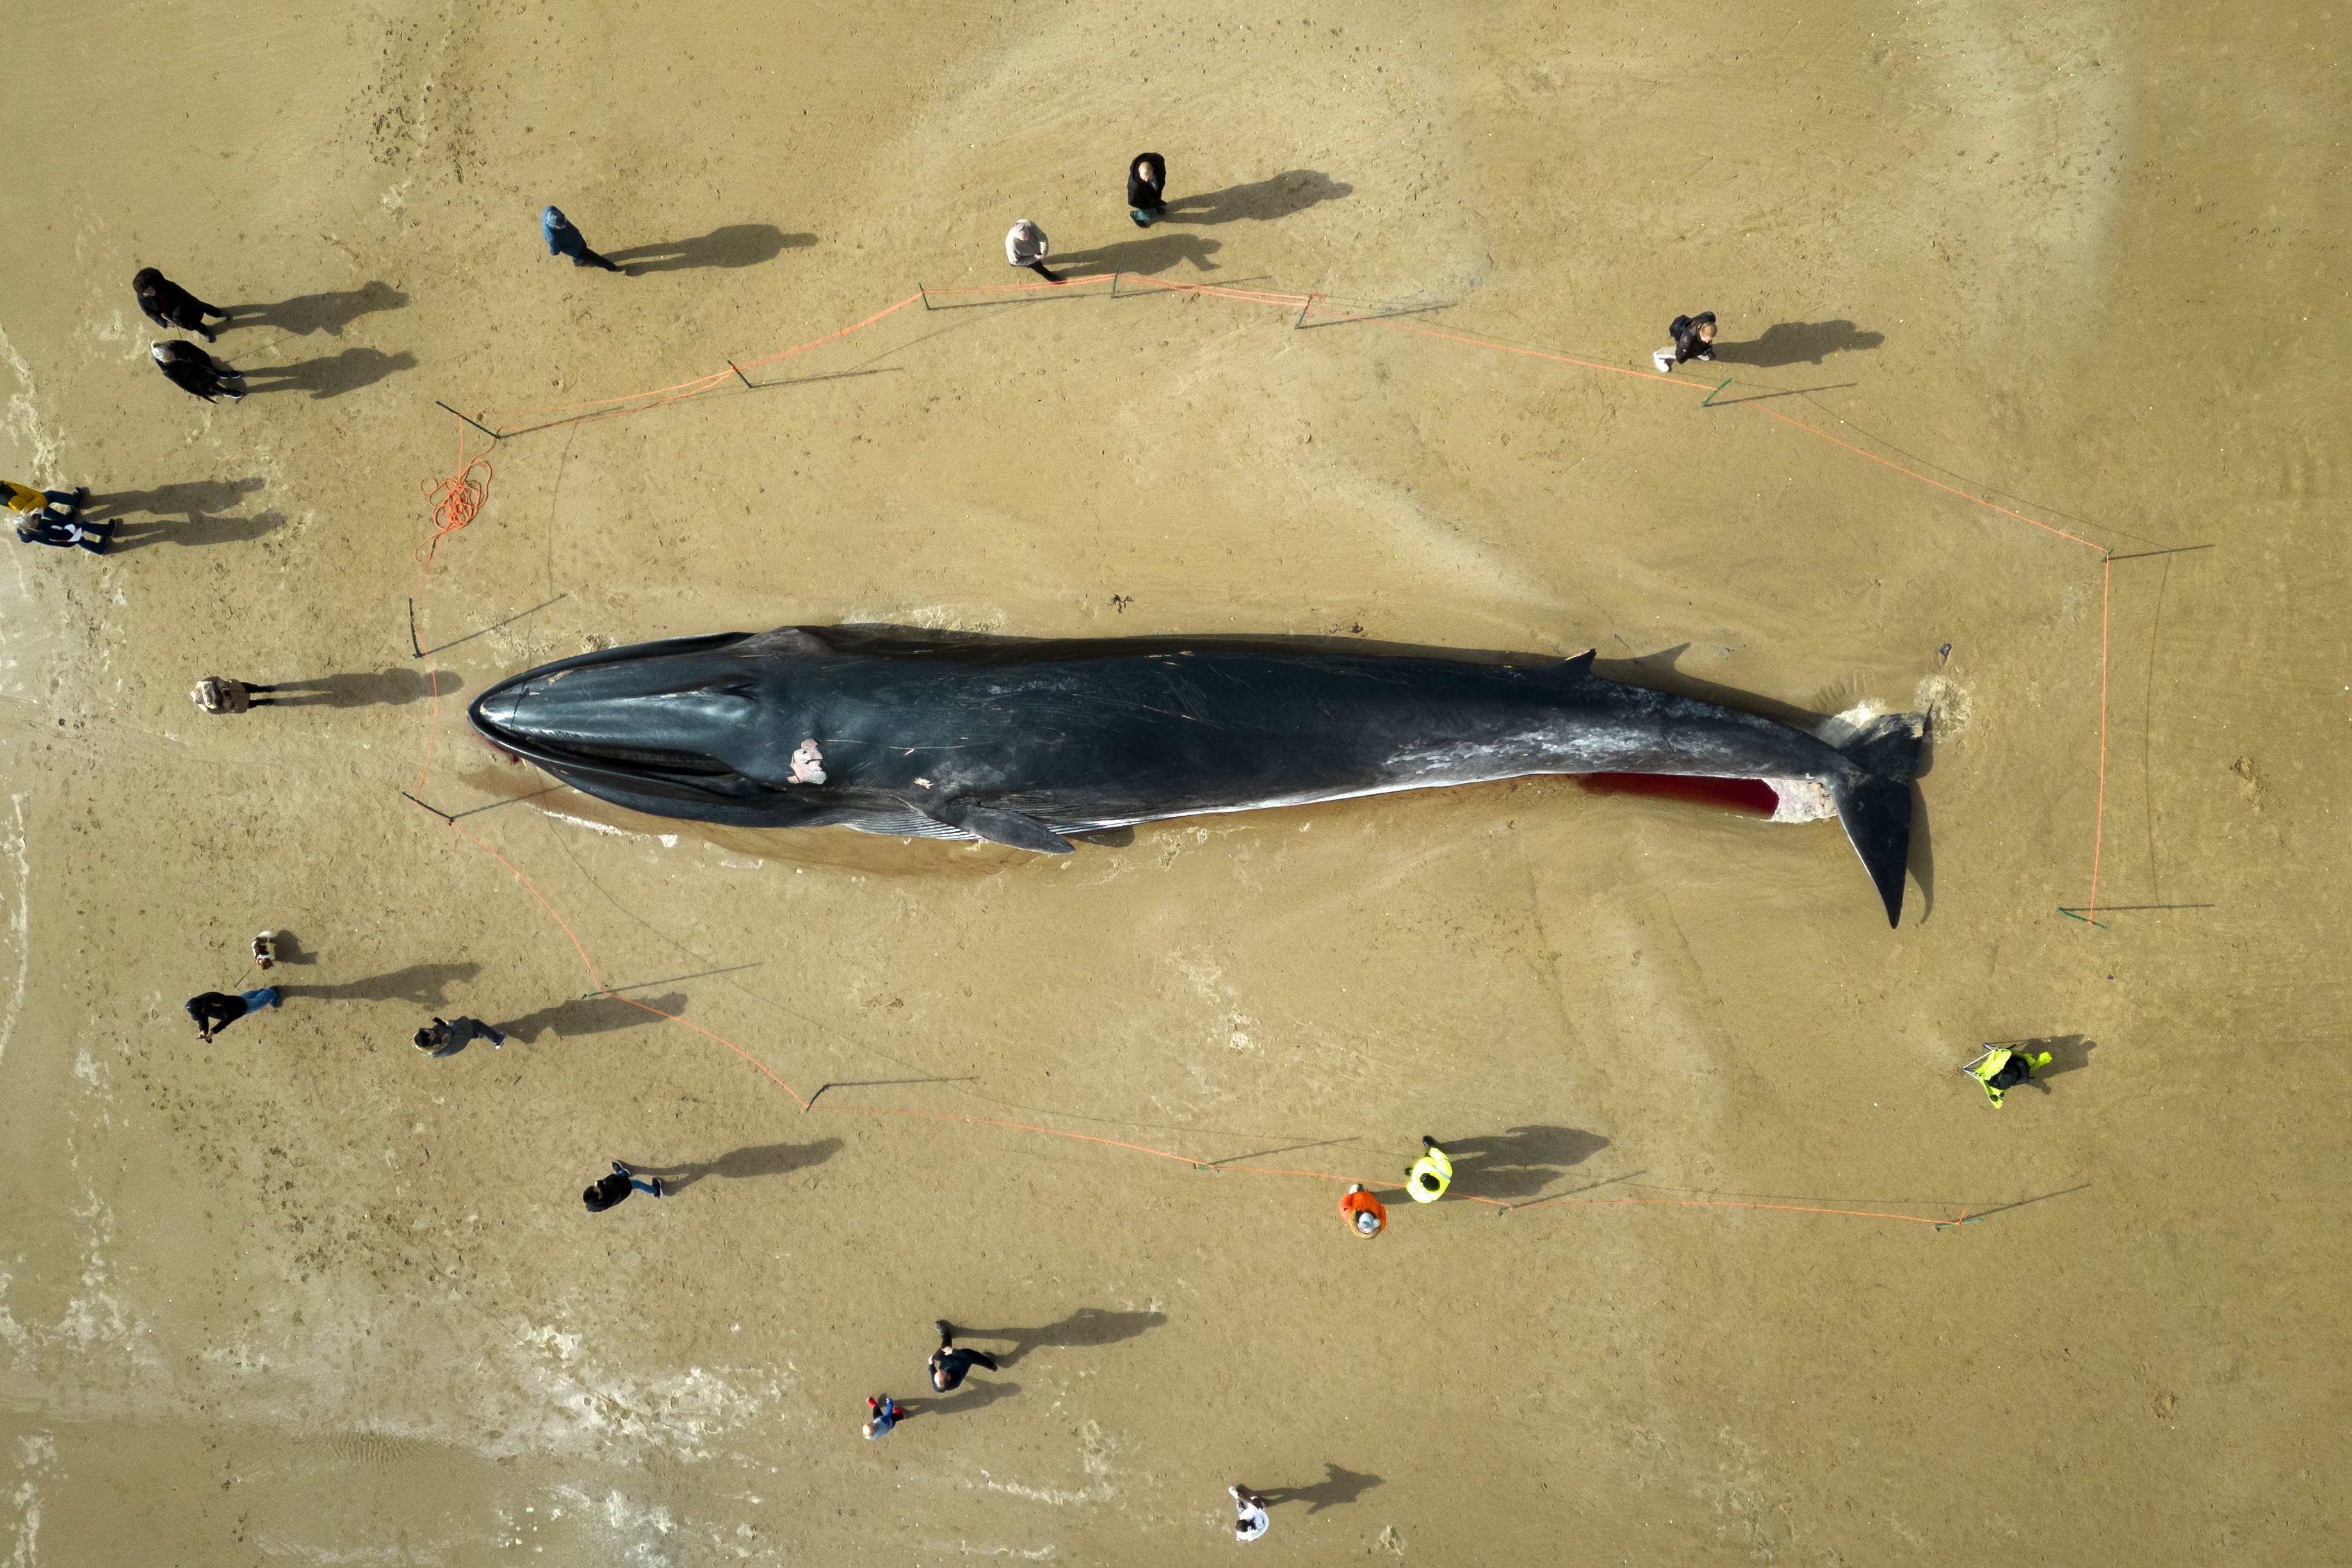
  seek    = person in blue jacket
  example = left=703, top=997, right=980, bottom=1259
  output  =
left=541, top=206, right=626, bottom=274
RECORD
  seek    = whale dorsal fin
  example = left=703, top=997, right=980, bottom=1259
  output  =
left=907, top=796, right=1075, bottom=854
left=1548, top=649, right=1597, bottom=677
left=735, top=626, right=835, bottom=658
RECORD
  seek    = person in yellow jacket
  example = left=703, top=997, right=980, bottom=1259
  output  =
left=1965, top=1046, right=2052, bottom=1107
left=1406, top=1135, right=1452, bottom=1202
left=6, top=480, right=87, bottom=521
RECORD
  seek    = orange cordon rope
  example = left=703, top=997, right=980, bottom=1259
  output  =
left=403, top=273, right=2116, bottom=1235
left=417, top=445, right=492, bottom=569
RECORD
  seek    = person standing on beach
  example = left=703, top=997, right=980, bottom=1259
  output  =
left=864, top=1394, right=905, bottom=1439
left=413, top=1015, right=508, bottom=1055
left=542, top=206, right=626, bottom=274
left=583, top=1160, right=665, bottom=1212
left=929, top=1321, right=1001, bottom=1392
left=1127, top=154, right=1168, bottom=227
left=1965, top=1044, right=2053, bottom=1108
left=1229, top=1485, right=1272, bottom=1543
left=134, top=268, right=232, bottom=341
left=1340, top=1182, right=1386, bottom=1238
left=1651, top=311, right=1717, bottom=373
left=152, top=341, right=244, bottom=403
left=1005, top=220, right=1063, bottom=283
left=1406, top=1135, right=1453, bottom=1203
left=191, top=677, right=284, bottom=715
left=186, top=987, right=280, bottom=1043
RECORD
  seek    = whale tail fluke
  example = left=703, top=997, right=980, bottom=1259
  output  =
left=1829, top=712, right=1926, bottom=927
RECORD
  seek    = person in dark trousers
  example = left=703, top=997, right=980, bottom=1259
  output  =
left=1229, top=1485, right=1272, bottom=1543
left=10, top=485, right=108, bottom=553
left=152, top=341, right=244, bottom=403
left=1004, top=220, right=1062, bottom=283
left=414, top=1015, right=508, bottom=1055
left=190, top=677, right=283, bottom=714
left=1965, top=1044, right=2054, bottom=1107
left=928, top=1320, right=1000, bottom=1392
left=1652, top=311, right=1717, bottom=373
left=186, top=987, right=280, bottom=1042
left=583, top=1160, right=665, bottom=1211
left=5, top=480, right=89, bottom=524
left=542, top=206, right=626, bottom=273
left=133, top=268, right=232, bottom=341
left=1127, top=153, right=1168, bottom=227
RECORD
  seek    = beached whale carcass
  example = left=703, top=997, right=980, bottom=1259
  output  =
left=469, top=626, right=1926, bottom=924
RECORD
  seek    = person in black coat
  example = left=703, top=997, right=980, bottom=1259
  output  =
left=927, top=1321, right=1002, bottom=1391
left=583, top=1160, right=665, bottom=1211
left=151, top=341, right=245, bottom=403
left=1652, top=311, right=1717, bottom=373
left=134, top=269, right=231, bottom=342
left=1126, top=153, right=1168, bottom=227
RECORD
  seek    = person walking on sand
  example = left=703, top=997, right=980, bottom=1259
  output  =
left=1651, top=311, right=1717, bottom=373
left=186, top=986, right=280, bottom=1043
left=1127, top=153, right=1168, bottom=227
left=1229, top=1485, right=1272, bottom=1543
left=583, top=1160, right=665, bottom=1212
left=152, top=341, right=244, bottom=403
left=134, top=268, right=232, bottom=341
left=6, top=480, right=90, bottom=525
left=864, top=1394, right=905, bottom=1439
left=1963, top=1044, right=2053, bottom=1108
left=542, top=206, right=626, bottom=274
left=1005, top=220, right=1063, bottom=283
left=10, top=484, right=109, bottom=554
left=1340, top=1182, right=1387, bottom=1238
left=191, top=676, right=287, bottom=715
left=414, top=1015, right=508, bottom=1055
left=1406, top=1135, right=1453, bottom=1203
left=929, top=1321, right=1001, bottom=1392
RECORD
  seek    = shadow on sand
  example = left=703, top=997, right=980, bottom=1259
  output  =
left=607, top=224, right=815, bottom=273
left=620, top=1139, right=843, bottom=1193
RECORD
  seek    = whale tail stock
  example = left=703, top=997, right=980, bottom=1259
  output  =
left=1829, top=711, right=1927, bottom=928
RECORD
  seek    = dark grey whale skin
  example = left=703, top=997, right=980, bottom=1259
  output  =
left=469, top=626, right=1925, bottom=924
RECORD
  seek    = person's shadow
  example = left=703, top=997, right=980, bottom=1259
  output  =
left=241, top=669, right=463, bottom=708
left=1710, top=321, right=1884, bottom=368
left=894, top=1381, right=1022, bottom=1422
left=619, top=1139, right=843, bottom=1192
left=235, top=346, right=417, bottom=400
left=226, top=282, right=408, bottom=337
left=1050, top=232, right=1224, bottom=278
left=1163, top=170, right=1352, bottom=225
left=1441, top=1126, right=1610, bottom=1202
left=496, top=991, right=689, bottom=1043
left=953, top=1307, right=1169, bottom=1366
left=606, top=225, right=813, bottom=273
left=83, top=476, right=265, bottom=523
left=106, top=510, right=285, bottom=551
left=1255, top=1464, right=1383, bottom=1515
left=282, top=962, right=481, bottom=1006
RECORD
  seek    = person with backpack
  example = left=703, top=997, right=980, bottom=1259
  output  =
left=1652, top=310, right=1717, bottom=373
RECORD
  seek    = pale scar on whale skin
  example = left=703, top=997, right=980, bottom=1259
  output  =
left=790, top=739, right=827, bottom=785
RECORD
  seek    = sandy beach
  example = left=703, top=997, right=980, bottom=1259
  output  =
left=1, top=1, right=2345, bottom=1562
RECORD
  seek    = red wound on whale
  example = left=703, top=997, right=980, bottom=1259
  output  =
left=1577, top=773, right=1778, bottom=816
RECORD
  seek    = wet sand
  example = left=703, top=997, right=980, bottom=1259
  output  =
left=1, top=1, right=2346, bottom=1562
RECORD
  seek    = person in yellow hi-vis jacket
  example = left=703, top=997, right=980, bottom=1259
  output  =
left=1406, top=1136, right=1453, bottom=1202
left=1965, top=1046, right=2052, bottom=1107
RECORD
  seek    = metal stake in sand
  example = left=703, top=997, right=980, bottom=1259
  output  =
left=434, top=401, right=503, bottom=442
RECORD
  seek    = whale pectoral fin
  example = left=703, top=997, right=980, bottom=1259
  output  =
left=916, top=798, right=1076, bottom=854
